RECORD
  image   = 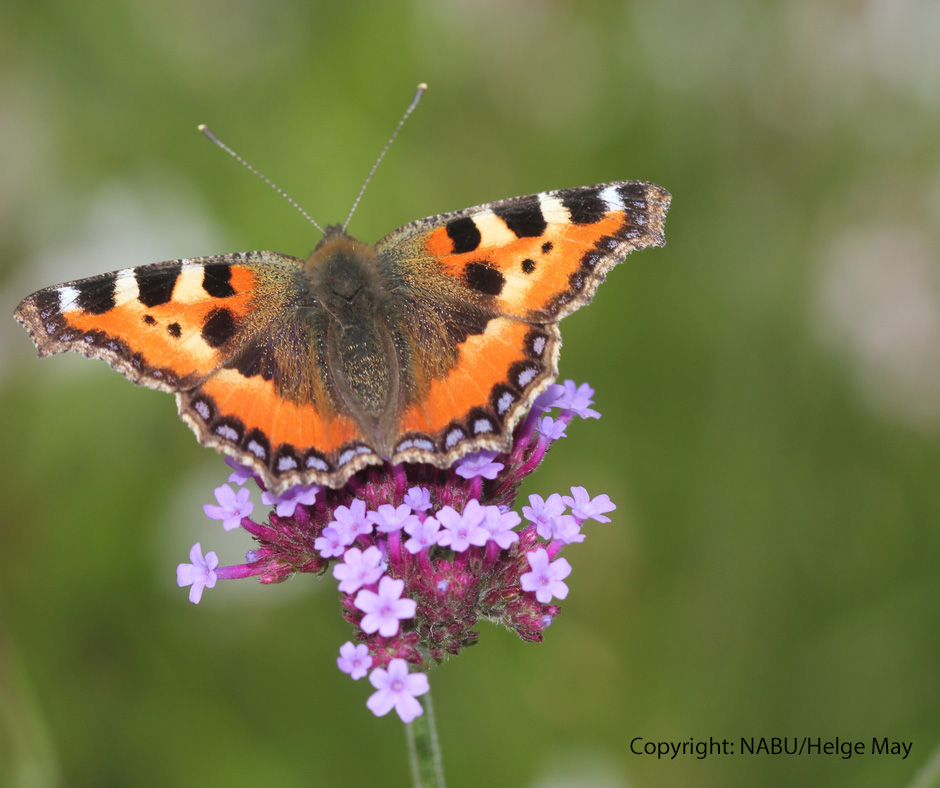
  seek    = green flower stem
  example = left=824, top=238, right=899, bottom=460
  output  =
left=406, top=687, right=446, bottom=788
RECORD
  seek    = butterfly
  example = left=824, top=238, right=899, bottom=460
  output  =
left=15, top=160, right=669, bottom=493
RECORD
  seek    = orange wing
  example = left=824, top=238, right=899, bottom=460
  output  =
left=13, top=252, right=297, bottom=389
left=375, top=181, right=671, bottom=470
left=13, top=251, right=382, bottom=491
left=376, top=181, right=670, bottom=322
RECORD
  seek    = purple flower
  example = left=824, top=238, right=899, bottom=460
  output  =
left=314, top=526, right=348, bottom=558
left=366, top=659, right=429, bottom=723
left=225, top=457, right=255, bottom=486
left=538, top=416, right=567, bottom=441
left=455, top=449, right=504, bottom=480
left=404, top=516, right=442, bottom=554
left=367, top=503, right=419, bottom=534
left=261, top=484, right=320, bottom=517
left=436, top=501, right=489, bottom=552
left=333, top=546, right=385, bottom=594
left=532, top=383, right=565, bottom=413
left=203, top=484, right=253, bottom=531
left=330, top=499, right=373, bottom=541
left=176, top=543, right=218, bottom=604
left=481, top=506, right=520, bottom=549
left=179, top=378, right=617, bottom=720
left=404, top=486, right=432, bottom=512
left=355, top=576, right=417, bottom=637
left=557, top=380, right=601, bottom=420
left=337, top=642, right=372, bottom=680
left=520, top=548, right=572, bottom=604
left=550, top=514, right=585, bottom=545
left=522, top=493, right=567, bottom=540
left=563, top=486, right=616, bottom=523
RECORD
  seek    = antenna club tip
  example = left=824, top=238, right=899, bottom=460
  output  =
left=417, top=82, right=428, bottom=91
left=199, top=124, right=221, bottom=144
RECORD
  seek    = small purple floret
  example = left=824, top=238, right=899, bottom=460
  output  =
left=557, top=380, right=601, bottom=420
left=225, top=457, right=255, bottom=486
left=522, top=493, right=567, bottom=539
left=333, top=546, right=385, bottom=594
left=520, top=548, right=572, bottom=604
left=550, top=514, right=585, bottom=545
left=337, top=641, right=372, bottom=680
left=355, top=576, right=417, bottom=637
left=261, top=484, right=320, bottom=517
left=367, top=503, right=418, bottom=534
left=366, top=659, right=429, bottom=722
left=532, top=383, right=565, bottom=413
left=314, top=526, right=348, bottom=558
left=563, top=486, right=616, bottom=523
left=481, top=505, right=521, bottom=549
left=538, top=416, right=567, bottom=441
left=176, top=542, right=219, bottom=604
left=204, top=484, right=253, bottom=531
left=330, top=499, right=373, bottom=541
left=404, top=486, right=432, bottom=512
left=436, top=501, right=489, bottom=552
left=455, top=449, right=504, bottom=480
left=404, top=516, right=441, bottom=554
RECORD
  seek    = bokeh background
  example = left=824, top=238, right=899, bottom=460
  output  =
left=2, top=1, right=940, bottom=786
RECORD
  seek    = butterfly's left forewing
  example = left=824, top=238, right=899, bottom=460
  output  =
left=377, top=181, right=670, bottom=322
left=375, top=181, right=671, bottom=469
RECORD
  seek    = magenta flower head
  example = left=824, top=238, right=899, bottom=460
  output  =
left=175, top=379, right=616, bottom=725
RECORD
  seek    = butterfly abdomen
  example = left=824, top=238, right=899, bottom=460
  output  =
left=307, top=232, right=402, bottom=451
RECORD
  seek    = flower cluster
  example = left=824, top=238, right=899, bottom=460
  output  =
left=177, top=381, right=615, bottom=722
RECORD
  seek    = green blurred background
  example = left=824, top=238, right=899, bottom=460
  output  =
left=2, top=1, right=940, bottom=786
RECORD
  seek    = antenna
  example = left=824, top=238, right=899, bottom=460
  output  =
left=198, top=124, right=326, bottom=235
left=342, top=82, right=427, bottom=231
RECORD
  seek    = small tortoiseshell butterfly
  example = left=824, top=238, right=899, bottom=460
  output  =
left=14, top=92, right=670, bottom=493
